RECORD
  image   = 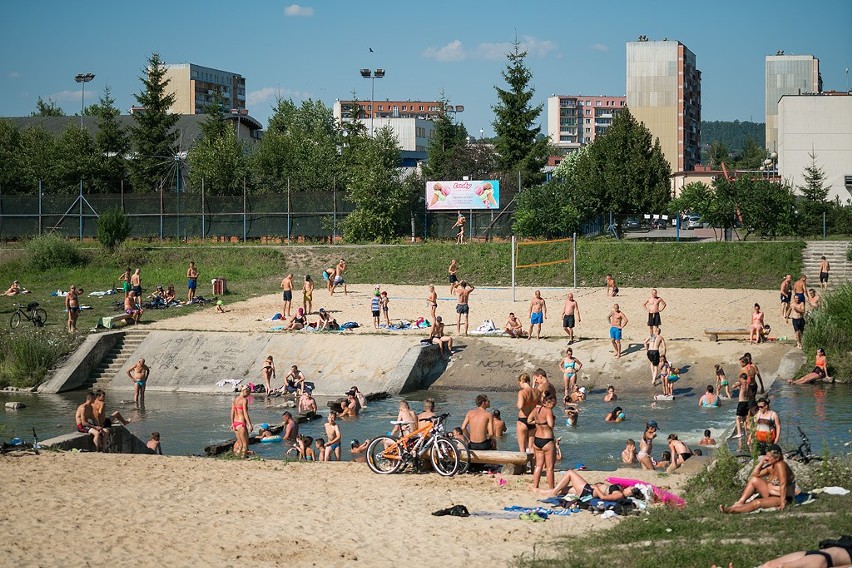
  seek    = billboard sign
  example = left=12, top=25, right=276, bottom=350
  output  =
left=426, top=180, right=500, bottom=210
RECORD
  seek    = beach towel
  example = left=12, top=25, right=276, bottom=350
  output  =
left=270, top=325, right=286, bottom=331
left=271, top=313, right=283, bottom=321
left=215, top=378, right=242, bottom=387
left=606, top=476, right=686, bottom=508
left=87, top=290, right=116, bottom=296
left=340, top=321, right=359, bottom=329
left=476, top=319, right=497, bottom=333
left=503, top=506, right=575, bottom=517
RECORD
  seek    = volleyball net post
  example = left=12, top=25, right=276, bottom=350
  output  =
left=511, top=233, right=577, bottom=301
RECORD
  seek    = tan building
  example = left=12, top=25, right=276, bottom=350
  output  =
left=765, top=53, right=821, bottom=153
left=333, top=99, right=453, bottom=122
left=626, top=38, right=701, bottom=172
left=546, top=95, right=626, bottom=151
left=163, top=63, right=246, bottom=115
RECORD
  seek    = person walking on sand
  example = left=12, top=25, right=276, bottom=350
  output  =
left=516, top=373, right=539, bottom=453
left=324, top=412, right=342, bottom=461
left=643, top=289, right=666, bottom=336
left=779, top=274, right=792, bottom=320
left=561, top=292, right=581, bottom=344
left=186, top=261, right=198, bottom=304
left=127, top=358, right=150, bottom=408
left=451, top=211, right=466, bottom=244
left=65, top=284, right=80, bottom=334
left=608, top=304, right=629, bottom=359
left=643, top=330, right=666, bottom=386
left=528, top=290, right=547, bottom=340
left=819, top=255, right=830, bottom=291
left=427, top=285, right=438, bottom=322
left=280, top=273, right=294, bottom=317
left=455, top=281, right=474, bottom=336
left=447, top=259, right=459, bottom=294
left=231, top=385, right=252, bottom=458
left=302, top=275, right=314, bottom=315
left=461, top=394, right=495, bottom=451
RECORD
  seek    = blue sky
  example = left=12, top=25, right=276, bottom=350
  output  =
left=2, top=0, right=850, bottom=138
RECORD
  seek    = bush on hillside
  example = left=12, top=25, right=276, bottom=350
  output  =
left=0, top=329, right=66, bottom=389
left=97, top=208, right=131, bottom=251
left=803, top=282, right=852, bottom=380
left=26, top=234, right=86, bottom=271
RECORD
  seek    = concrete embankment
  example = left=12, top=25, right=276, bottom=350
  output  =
left=40, top=426, right=153, bottom=454
left=90, top=331, right=446, bottom=396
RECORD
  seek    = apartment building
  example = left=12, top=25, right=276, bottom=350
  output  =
left=546, top=95, right=626, bottom=151
left=163, top=63, right=246, bottom=115
left=765, top=53, right=821, bottom=153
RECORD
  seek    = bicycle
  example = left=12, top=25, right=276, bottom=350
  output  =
left=1, top=428, right=41, bottom=456
left=10, top=302, right=47, bottom=329
left=366, top=413, right=460, bottom=476
left=784, top=426, right=823, bottom=464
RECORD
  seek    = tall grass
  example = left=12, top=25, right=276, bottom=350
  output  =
left=803, top=283, right=852, bottom=380
left=0, top=328, right=67, bottom=389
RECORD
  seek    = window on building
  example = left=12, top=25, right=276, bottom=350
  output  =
left=419, top=106, right=424, bottom=111
left=596, top=101, right=602, bottom=106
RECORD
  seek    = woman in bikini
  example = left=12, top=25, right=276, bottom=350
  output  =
left=539, top=469, right=640, bottom=501
left=427, top=285, right=438, bottom=322
left=287, top=307, right=306, bottom=331
left=720, top=444, right=795, bottom=514
left=715, top=364, right=731, bottom=399
left=303, top=275, right=314, bottom=315
left=516, top=372, right=539, bottom=453
left=530, top=394, right=557, bottom=491
left=261, top=355, right=276, bottom=396
left=753, top=397, right=781, bottom=453
left=637, top=424, right=657, bottom=470
left=749, top=303, right=765, bottom=344
left=231, top=385, right=253, bottom=458
left=666, top=433, right=693, bottom=472
left=560, top=348, right=583, bottom=397
left=603, top=385, right=617, bottom=402
left=792, top=348, right=830, bottom=384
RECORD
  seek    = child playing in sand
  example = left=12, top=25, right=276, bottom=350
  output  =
left=622, top=439, right=637, bottom=464
left=215, top=300, right=229, bottom=313
left=715, top=364, right=731, bottom=399
left=147, top=432, right=162, bottom=455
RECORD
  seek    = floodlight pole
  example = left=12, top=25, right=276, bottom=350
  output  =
left=360, top=68, right=385, bottom=137
left=74, top=73, right=95, bottom=129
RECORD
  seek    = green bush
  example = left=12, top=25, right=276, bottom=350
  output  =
left=97, top=208, right=132, bottom=251
left=803, top=283, right=852, bottom=379
left=25, top=234, right=86, bottom=271
left=0, top=328, right=66, bottom=389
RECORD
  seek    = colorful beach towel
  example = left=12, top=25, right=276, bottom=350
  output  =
left=606, top=476, right=686, bottom=508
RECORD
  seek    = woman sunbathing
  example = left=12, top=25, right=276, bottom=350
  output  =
left=537, top=469, right=642, bottom=501
left=720, top=444, right=795, bottom=514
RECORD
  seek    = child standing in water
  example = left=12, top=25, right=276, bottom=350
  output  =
left=715, top=364, right=731, bottom=399
left=622, top=439, right=637, bottom=464
left=147, top=432, right=162, bottom=455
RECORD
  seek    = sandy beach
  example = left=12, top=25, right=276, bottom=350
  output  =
left=0, top=452, right=698, bottom=568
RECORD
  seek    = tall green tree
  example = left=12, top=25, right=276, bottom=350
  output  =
left=187, top=120, right=247, bottom=195
left=735, top=137, right=765, bottom=170
left=0, top=120, right=25, bottom=192
left=569, top=109, right=671, bottom=219
left=130, top=52, right=178, bottom=191
left=92, top=86, right=130, bottom=193
left=423, top=95, right=469, bottom=181
left=796, top=152, right=831, bottom=235
left=492, top=41, right=548, bottom=185
left=18, top=127, right=60, bottom=191
left=707, top=140, right=731, bottom=170
left=31, top=97, right=65, bottom=117
left=53, top=125, right=98, bottom=192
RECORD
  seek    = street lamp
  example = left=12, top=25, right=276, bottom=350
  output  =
left=359, top=68, right=385, bottom=137
left=230, top=108, right=249, bottom=141
left=74, top=73, right=95, bottom=129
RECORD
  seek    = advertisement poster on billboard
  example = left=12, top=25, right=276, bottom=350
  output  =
left=426, top=180, right=500, bottom=211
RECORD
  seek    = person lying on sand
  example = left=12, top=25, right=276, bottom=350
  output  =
left=535, top=469, right=643, bottom=501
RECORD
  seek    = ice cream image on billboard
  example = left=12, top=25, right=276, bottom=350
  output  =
left=475, top=182, right=497, bottom=208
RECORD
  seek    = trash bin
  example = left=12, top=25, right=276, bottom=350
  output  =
left=212, top=277, right=227, bottom=296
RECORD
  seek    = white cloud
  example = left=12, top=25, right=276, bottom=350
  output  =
left=49, top=89, right=87, bottom=103
left=247, top=86, right=312, bottom=107
left=8, top=71, right=22, bottom=79
left=591, top=43, right=609, bottom=52
left=422, top=36, right=557, bottom=62
left=284, top=4, right=314, bottom=16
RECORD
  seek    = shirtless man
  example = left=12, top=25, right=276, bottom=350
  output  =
left=561, top=292, right=581, bottom=344
left=608, top=304, right=629, bottom=359
left=447, top=259, right=459, bottom=294
left=298, top=391, right=317, bottom=413
left=284, top=365, right=307, bottom=395
left=331, top=259, right=348, bottom=295
left=65, top=284, right=80, bottom=334
left=533, top=368, right=557, bottom=400
left=789, top=294, right=806, bottom=349
left=528, top=290, right=547, bottom=340
left=124, top=291, right=142, bottom=325
left=92, top=390, right=129, bottom=431
left=281, top=411, right=299, bottom=441
left=461, top=394, right=494, bottom=451
left=451, top=211, right=466, bottom=244
left=127, top=358, right=150, bottom=408
left=818, top=255, right=830, bottom=291
left=643, top=330, right=667, bottom=386
left=186, top=261, right=198, bottom=304
left=643, top=289, right=666, bottom=335
left=75, top=392, right=105, bottom=451
left=279, top=273, right=294, bottom=317
left=455, top=281, right=475, bottom=336
left=130, top=268, right=142, bottom=298
left=605, top=274, right=619, bottom=297
left=504, top=312, right=524, bottom=338
left=792, top=274, right=807, bottom=305
left=392, top=400, right=418, bottom=438
left=779, top=274, right=792, bottom=320
left=324, top=412, right=342, bottom=461
left=429, top=316, right=454, bottom=357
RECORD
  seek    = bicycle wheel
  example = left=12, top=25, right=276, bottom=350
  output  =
left=10, top=312, right=21, bottom=329
left=430, top=438, right=459, bottom=477
left=366, top=436, right=404, bottom=474
left=450, top=437, right=470, bottom=474
left=32, top=308, right=47, bottom=327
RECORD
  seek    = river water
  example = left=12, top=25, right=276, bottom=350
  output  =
left=3, top=381, right=848, bottom=470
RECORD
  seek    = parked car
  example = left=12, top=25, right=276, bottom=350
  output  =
left=686, top=214, right=703, bottom=229
left=624, top=217, right=642, bottom=231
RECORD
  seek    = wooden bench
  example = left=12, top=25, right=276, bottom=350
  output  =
left=99, top=313, right=134, bottom=329
left=704, top=328, right=765, bottom=342
left=467, top=449, right=530, bottom=475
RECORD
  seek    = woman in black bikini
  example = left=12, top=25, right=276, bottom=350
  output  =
left=530, top=394, right=557, bottom=491
left=516, top=373, right=539, bottom=453
left=261, top=355, right=276, bottom=395
left=720, top=444, right=795, bottom=514
left=539, top=469, right=640, bottom=501
left=287, top=307, right=306, bottom=330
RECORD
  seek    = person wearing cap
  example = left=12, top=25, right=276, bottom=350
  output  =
left=429, top=315, right=454, bottom=357
left=317, top=307, right=338, bottom=331
left=257, top=423, right=274, bottom=439
left=215, top=299, right=229, bottom=313
left=720, top=443, right=795, bottom=513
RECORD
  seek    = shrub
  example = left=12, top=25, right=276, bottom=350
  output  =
left=97, top=208, right=131, bottom=251
left=25, top=234, right=86, bottom=271
left=803, top=283, right=852, bottom=379
left=0, top=329, right=66, bottom=389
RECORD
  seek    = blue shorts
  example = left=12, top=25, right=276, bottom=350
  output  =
left=531, top=312, right=543, bottom=325
left=188, top=279, right=197, bottom=290
left=609, top=326, right=622, bottom=340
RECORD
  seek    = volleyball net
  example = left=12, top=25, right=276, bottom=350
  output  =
left=511, top=235, right=576, bottom=300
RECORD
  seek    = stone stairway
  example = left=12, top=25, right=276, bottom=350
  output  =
left=88, top=329, right=149, bottom=390
left=802, top=241, right=851, bottom=290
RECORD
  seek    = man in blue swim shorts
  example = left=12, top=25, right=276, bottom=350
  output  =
left=527, top=290, right=547, bottom=340
left=186, top=261, right=198, bottom=303
left=608, top=304, right=629, bottom=359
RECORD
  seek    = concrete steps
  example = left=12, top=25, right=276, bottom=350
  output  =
left=88, top=330, right=149, bottom=390
left=802, top=241, right=851, bottom=290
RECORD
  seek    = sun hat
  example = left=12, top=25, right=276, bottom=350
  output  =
left=260, top=423, right=269, bottom=430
